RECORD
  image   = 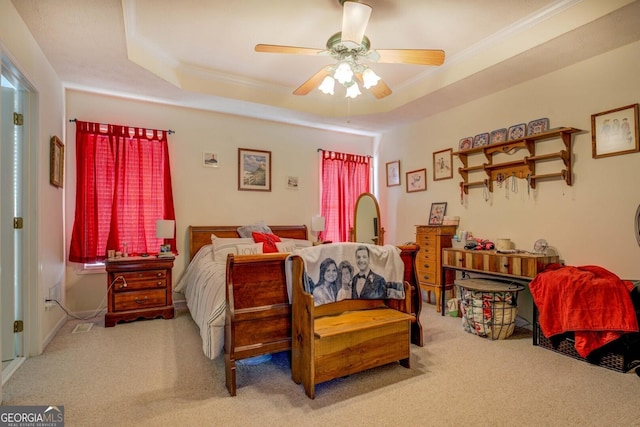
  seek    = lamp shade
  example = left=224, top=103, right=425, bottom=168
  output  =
left=156, top=219, right=175, bottom=239
left=341, top=1, right=372, bottom=46
left=311, top=216, right=325, bottom=232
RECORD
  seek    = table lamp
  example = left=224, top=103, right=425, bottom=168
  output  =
left=311, top=216, right=325, bottom=243
left=156, top=219, right=175, bottom=254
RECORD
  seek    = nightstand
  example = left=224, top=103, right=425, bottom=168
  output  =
left=105, top=256, right=175, bottom=327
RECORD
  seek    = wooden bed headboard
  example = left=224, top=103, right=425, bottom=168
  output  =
left=188, top=225, right=308, bottom=260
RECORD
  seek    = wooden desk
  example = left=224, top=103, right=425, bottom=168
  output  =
left=441, top=248, right=559, bottom=317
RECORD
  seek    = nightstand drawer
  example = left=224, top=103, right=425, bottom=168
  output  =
left=114, top=289, right=166, bottom=311
left=113, top=277, right=167, bottom=291
left=117, top=269, right=167, bottom=282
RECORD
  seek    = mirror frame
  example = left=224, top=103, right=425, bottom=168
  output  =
left=352, top=192, right=385, bottom=245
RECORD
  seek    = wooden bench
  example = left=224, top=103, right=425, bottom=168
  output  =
left=290, top=255, right=413, bottom=399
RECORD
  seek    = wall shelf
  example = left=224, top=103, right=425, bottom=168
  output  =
left=453, top=127, right=580, bottom=194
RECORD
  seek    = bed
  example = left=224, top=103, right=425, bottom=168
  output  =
left=175, top=224, right=310, bottom=395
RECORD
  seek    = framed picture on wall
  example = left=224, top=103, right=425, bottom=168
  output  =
left=591, top=103, right=639, bottom=158
left=238, top=148, right=271, bottom=191
left=433, top=148, right=453, bottom=181
left=50, top=136, right=64, bottom=188
left=428, top=202, right=447, bottom=225
left=406, top=168, right=427, bottom=193
left=203, top=152, right=219, bottom=167
left=287, top=176, right=299, bottom=189
left=386, top=160, right=401, bottom=187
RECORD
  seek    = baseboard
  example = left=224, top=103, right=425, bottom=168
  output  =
left=41, top=313, right=67, bottom=352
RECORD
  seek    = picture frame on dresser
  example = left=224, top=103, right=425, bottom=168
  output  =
left=428, top=202, right=447, bottom=225
left=591, top=103, right=639, bottom=159
left=238, top=148, right=271, bottom=191
left=433, top=148, right=453, bottom=181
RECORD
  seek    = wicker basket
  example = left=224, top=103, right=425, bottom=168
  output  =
left=457, top=279, right=525, bottom=340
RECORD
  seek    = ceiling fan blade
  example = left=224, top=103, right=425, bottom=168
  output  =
left=341, top=1, right=372, bottom=46
left=355, top=73, right=392, bottom=99
left=375, top=49, right=445, bottom=66
left=255, top=44, right=323, bottom=56
left=368, top=79, right=392, bottom=99
left=293, top=68, right=330, bottom=96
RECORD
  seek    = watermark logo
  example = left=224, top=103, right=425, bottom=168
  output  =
left=0, top=405, right=64, bottom=427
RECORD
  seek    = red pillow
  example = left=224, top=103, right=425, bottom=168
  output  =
left=251, top=232, right=281, bottom=253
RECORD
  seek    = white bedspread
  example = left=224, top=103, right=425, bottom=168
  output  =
left=175, top=244, right=227, bottom=359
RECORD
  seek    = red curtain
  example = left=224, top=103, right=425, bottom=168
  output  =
left=69, top=121, right=177, bottom=263
left=320, top=150, right=371, bottom=242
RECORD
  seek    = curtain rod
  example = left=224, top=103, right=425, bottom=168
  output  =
left=317, top=148, right=371, bottom=158
left=69, top=118, right=175, bottom=134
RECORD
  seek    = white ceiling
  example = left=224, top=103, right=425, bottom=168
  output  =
left=11, top=0, right=640, bottom=135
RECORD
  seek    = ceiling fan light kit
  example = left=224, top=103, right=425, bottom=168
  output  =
left=255, top=0, right=445, bottom=100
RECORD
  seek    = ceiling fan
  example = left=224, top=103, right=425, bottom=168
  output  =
left=255, top=0, right=445, bottom=99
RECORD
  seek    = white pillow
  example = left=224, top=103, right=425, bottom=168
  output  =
left=211, top=234, right=255, bottom=261
left=236, top=242, right=264, bottom=255
left=275, top=241, right=297, bottom=253
left=278, top=238, right=313, bottom=252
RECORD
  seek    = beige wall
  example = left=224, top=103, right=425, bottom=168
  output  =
left=63, top=90, right=374, bottom=312
left=377, top=40, right=640, bottom=321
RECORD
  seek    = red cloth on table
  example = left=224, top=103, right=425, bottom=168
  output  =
left=529, top=264, right=638, bottom=357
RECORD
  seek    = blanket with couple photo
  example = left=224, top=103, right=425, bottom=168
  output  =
left=289, top=242, right=405, bottom=306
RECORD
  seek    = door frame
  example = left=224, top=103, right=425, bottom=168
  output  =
left=0, top=54, right=39, bottom=397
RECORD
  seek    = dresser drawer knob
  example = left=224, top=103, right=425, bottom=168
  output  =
left=157, top=281, right=163, bottom=286
left=422, top=275, right=430, bottom=280
left=134, top=296, right=149, bottom=304
left=422, top=263, right=430, bottom=269
left=156, top=272, right=162, bottom=277
left=503, top=264, right=509, bottom=268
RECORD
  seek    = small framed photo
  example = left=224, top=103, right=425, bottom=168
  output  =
left=591, top=103, right=639, bottom=158
left=428, top=202, right=447, bottom=225
left=238, top=148, right=271, bottom=191
left=386, top=160, right=401, bottom=187
left=203, top=152, right=219, bottom=167
left=287, top=176, right=299, bottom=189
left=406, top=168, right=427, bottom=193
left=50, top=136, right=64, bottom=188
left=160, top=244, right=171, bottom=253
left=433, top=148, right=453, bottom=181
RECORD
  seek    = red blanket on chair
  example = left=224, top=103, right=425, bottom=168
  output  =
left=530, top=264, right=639, bottom=357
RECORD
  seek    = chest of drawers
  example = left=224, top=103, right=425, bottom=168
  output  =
left=415, top=225, right=457, bottom=312
left=105, top=257, right=175, bottom=327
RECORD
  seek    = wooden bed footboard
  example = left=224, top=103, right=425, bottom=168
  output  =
left=224, top=253, right=292, bottom=396
left=188, top=225, right=308, bottom=396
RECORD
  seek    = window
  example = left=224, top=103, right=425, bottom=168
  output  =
left=319, top=150, right=371, bottom=242
left=69, top=121, right=176, bottom=263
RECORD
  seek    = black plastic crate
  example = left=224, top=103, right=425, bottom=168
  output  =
left=534, top=322, right=640, bottom=373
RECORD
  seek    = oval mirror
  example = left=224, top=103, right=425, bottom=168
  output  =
left=352, top=192, right=384, bottom=245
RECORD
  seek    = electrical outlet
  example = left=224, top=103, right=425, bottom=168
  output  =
left=45, top=284, right=59, bottom=311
